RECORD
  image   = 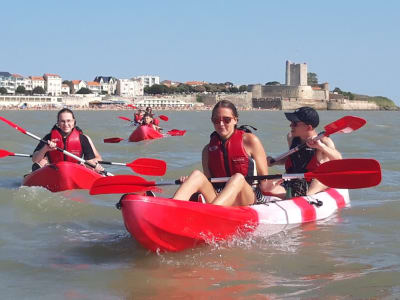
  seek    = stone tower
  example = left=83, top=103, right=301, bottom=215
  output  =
left=285, top=60, right=308, bottom=86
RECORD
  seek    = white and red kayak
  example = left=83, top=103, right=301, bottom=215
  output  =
left=119, top=188, right=350, bottom=252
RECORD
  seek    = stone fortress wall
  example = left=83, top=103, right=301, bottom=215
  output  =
left=249, top=60, right=379, bottom=110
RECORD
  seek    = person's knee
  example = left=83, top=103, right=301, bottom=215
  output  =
left=230, top=173, right=246, bottom=185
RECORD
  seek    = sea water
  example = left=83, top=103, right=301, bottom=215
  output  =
left=0, top=110, right=399, bottom=299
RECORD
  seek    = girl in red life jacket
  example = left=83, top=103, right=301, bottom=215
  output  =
left=265, top=106, right=342, bottom=198
left=142, top=113, right=161, bottom=132
left=172, top=100, right=271, bottom=207
left=31, top=108, right=104, bottom=174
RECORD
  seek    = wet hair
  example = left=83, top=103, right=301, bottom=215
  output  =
left=211, top=100, right=239, bottom=119
left=142, top=113, right=153, bottom=124
left=57, top=108, right=76, bottom=124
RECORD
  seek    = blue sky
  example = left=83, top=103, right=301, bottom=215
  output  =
left=2, top=0, right=399, bottom=104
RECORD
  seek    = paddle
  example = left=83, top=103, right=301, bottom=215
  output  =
left=90, top=158, right=382, bottom=195
left=159, top=115, right=169, bottom=122
left=270, top=116, right=366, bottom=163
left=0, top=149, right=31, bottom=158
left=98, top=158, right=166, bottom=176
left=103, top=129, right=186, bottom=143
left=0, top=116, right=113, bottom=176
left=118, top=116, right=133, bottom=122
left=0, top=148, right=166, bottom=176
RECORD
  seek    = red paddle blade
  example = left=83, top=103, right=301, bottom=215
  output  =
left=0, top=116, right=27, bottom=134
left=159, top=115, right=169, bottom=121
left=167, top=129, right=186, bottom=136
left=104, top=137, right=124, bottom=143
left=305, top=158, right=381, bottom=189
left=0, top=149, right=14, bottom=158
left=127, top=158, right=167, bottom=176
left=127, top=104, right=137, bottom=109
left=90, top=175, right=161, bottom=195
left=324, top=116, right=366, bottom=135
left=118, top=116, right=131, bottom=122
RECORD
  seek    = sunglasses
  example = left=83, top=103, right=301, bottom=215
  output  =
left=211, top=116, right=233, bottom=125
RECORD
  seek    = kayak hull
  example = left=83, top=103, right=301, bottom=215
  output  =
left=128, top=126, right=163, bottom=142
left=119, top=188, right=350, bottom=252
left=22, top=161, right=102, bottom=192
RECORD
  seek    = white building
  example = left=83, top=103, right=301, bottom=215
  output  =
left=86, top=81, right=101, bottom=94
left=43, top=73, right=62, bottom=96
left=94, top=76, right=117, bottom=95
left=71, top=80, right=87, bottom=94
left=61, top=84, right=70, bottom=95
left=0, top=95, right=63, bottom=108
left=133, top=75, right=160, bottom=88
left=135, top=98, right=193, bottom=108
left=116, top=78, right=143, bottom=97
left=30, top=76, right=45, bottom=91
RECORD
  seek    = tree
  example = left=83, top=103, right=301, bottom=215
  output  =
left=265, top=81, right=280, bottom=86
left=193, top=85, right=206, bottom=93
left=15, top=86, right=26, bottom=94
left=307, top=72, right=318, bottom=86
left=333, top=87, right=342, bottom=94
left=32, top=86, right=45, bottom=95
left=239, top=85, right=248, bottom=92
left=0, top=87, right=7, bottom=95
left=76, top=87, right=92, bottom=94
left=229, top=86, right=239, bottom=93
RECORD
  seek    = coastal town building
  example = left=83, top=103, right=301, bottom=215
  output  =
left=30, top=76, right=45, bottom=91
left=116, top=78, right=143, bottom=97
left=70, top=80, right=87, bottom=93
left=86, top=81, right=101, bottom=94
left=94, top=76, right=117, bottom=95
left=133, top=75, right=159, bottom=88
left=135, top=97, right=194, bottom=108
left=61, top=84, right=70, bottom=95
left=43, top=73, right=62, bottom=96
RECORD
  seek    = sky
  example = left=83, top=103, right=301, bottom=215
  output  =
left=2, top=0, right=399, bottom=105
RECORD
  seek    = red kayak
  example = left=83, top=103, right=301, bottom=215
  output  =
left=128, top=125, right=163, bottom=142
left=119, top=188, right=350, bottom=252
left=22, top=161, right=102, bottom=192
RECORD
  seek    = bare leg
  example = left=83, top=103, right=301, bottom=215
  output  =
left=306, top=179, right=327, bottom=196
left=212, top=173, right=256, bottom=206
left=173, top=170, right=217, bottom=202
left=260, top=179, right=286, bottom=199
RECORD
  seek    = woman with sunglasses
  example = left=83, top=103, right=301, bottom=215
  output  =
left=266, top=106, right=342, bottom=198
left=173, top=100, right=274, bottom=206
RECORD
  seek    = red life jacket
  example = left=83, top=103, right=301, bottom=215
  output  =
left=152, top=118, right=160, bottom=126
left=134, top=113, right=142, bottom=123
left=47, top=127, right=83, bottom=164
left=208, top=129, right=255, bottom=177
left=285, top=137, right=320, bottom=174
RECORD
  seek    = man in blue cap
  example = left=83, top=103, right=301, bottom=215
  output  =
left=264, top=107, right=342, bottom=198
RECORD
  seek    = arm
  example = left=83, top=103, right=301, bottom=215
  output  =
left=32, top=135, right=56, bottom=164
left=82, top=135, right=104, bottom=173
left=308, top=136, right=342, bottom=162
left=201, top=144, right=211, bottom=178
left=86, top=135, right=102, bottom=161
left=243, top=133, right=268, bottom=176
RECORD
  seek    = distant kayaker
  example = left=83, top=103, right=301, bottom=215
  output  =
left=173, top=100, right=275, bottom=206
left=145, top=106, right=160, bottom=126
left=141, top=113, right=161, bottom=132
left=134, top=109, right=145, bottom=125
left=266, top=106, right=342, bottom=198
left=31, top=108, right=104, bottom=173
